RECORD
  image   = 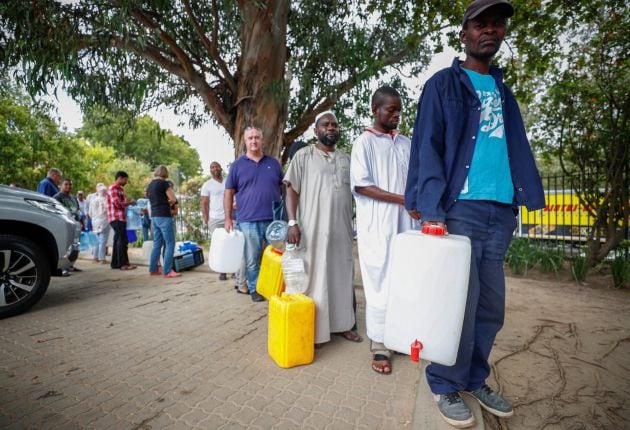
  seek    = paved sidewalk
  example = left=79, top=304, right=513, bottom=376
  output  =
left=0, top=250, right=483, bottom=429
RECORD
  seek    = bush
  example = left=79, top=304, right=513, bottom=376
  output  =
left=570, top=255, right=589, bottom=283
left=534, top=245, right=565, bottom=273
left=505, top=238, right=536, bottom=275
left=611, top=257, right=629, bottom=289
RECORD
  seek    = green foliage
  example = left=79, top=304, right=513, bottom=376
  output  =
left=610, top=257, right=629, bottom=289
left=0, top=77, right=111, bottom=191
left=511, top=0, right=630, bottom=263
left=570, top=255, right=589, bottom=283
left=533, top=245, right=565, bottom=274
left=505, top=238, right=536, bottom=275
left=0, top=73, right=198, bottom=195
left=0, top=0, right=464, bottom=156
left=102, top=157, right=152, bottom=201
left=79, top=108, right=201, bottom=180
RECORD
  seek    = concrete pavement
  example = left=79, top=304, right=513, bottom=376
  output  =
left=0, top=250, right=484, bottom=429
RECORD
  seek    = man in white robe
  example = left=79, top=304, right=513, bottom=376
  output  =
left=351, top=86, right=416, bottom=373
left=284, top=112, right=362, bottom=345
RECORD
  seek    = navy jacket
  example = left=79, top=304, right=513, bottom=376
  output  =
left=405, top=58, right=545, bottom=222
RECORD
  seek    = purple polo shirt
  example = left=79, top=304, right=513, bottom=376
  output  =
left=225, top=154, right=284, bottom=222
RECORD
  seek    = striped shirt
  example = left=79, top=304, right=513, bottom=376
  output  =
left=107, top=183, right=129, bottom=223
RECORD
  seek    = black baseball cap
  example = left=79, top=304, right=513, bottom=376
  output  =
left=462, top=0, right=514, bottom=28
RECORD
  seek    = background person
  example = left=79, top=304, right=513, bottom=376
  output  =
left=107, top=171, right=137, bottom=271
left=148, top=166, right=180, bottom=278
left=53, top=178, right=82, bottom=273
left=224, top=126, right=284, bottom=303
left=136, top=188, right=152, bottom=241
left=201, top=161, right=229, bottom=281
left=89, top=184, right=111, bottom=264
left=37, top=167, right=62, bottom=197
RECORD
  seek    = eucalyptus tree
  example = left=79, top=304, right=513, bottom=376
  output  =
left=0, top=0, right=462, bottom=159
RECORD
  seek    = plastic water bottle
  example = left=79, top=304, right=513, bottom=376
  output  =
left=266, top=220, right=288, bottom=252
left=281, top=244, right=307, bottom=294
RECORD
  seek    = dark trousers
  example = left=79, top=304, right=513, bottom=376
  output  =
left=426, top=200, right=517, bottom=394
left=110, top=220, right=129, bottom=269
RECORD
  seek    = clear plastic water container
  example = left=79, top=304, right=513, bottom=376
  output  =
left=125, top=206, right=142, bottom=230
left=281, top=244, right=308, bottom=294
left=266, top=220, right=288, bottom=252
left=208, top=228, right=244, bottom=273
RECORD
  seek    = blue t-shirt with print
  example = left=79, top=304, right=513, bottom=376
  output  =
left=458, top=68, right=514, bottom=204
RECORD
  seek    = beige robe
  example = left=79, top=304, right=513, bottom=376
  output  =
left=284, top=145, right=355, bottom=344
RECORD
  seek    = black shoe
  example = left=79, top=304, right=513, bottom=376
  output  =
left=250, top=292, right=265, bottom=302
left=219, top=273, right=228, bottom=281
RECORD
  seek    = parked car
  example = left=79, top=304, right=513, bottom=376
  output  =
left=0, top=185, right=80, bottom=318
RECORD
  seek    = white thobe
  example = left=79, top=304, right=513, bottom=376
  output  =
left=284, top=145, right=355, bottom=344
left=350, top=129, right=416, bottom=343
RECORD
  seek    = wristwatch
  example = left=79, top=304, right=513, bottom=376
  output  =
left=288, top=219, right=298, bottom=227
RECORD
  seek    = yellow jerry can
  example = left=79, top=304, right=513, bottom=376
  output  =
left=256, top=245, right=285, bottom=300
left=268, top=293, right=315, bottom=368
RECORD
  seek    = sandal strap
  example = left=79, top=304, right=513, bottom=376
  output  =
left=370, top=340, right=392, bottom=358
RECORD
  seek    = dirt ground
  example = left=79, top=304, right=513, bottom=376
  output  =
left=484, top=268, right=630, bottom=430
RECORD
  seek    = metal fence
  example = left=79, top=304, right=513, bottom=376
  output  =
left=515, top=175, right=629, bottom=258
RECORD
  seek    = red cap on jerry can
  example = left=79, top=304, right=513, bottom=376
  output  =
left=410, top=339, right=423, bottom=362
left=421, top=224, right=446, bottom=236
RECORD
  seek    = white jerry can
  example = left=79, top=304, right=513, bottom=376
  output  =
left=208, top=228, right=244, bottom=273
left=384, top=225, right=471, bottom=366
left=141, top=240, right=154, bottom=265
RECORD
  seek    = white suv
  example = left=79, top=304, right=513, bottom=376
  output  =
left=0, top=185, right=80, bottom=318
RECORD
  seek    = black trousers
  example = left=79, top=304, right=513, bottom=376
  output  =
left=110, top=220, right=129, bottom=269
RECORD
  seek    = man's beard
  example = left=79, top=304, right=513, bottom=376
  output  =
left=319, top=133, right=339, bottom=147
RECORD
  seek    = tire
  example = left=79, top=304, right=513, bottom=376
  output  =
left=0, top=235, right=51, bottom=319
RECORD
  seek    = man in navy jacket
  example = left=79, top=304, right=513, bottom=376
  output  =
left=405, top=1, right=544, bottom=427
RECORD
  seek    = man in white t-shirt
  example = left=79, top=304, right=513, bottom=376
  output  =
left=201, top=161, right=229, bottom=280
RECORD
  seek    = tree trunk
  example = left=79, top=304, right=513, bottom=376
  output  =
left=232, top=0, right=289, bottom=159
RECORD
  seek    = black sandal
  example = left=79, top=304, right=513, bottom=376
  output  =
left=372, top=354, right=392, bottom=375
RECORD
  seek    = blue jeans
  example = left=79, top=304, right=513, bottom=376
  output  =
left=92, top=225, right=110, bottom=261
left=238, top=220, right=272, bottom=293
left=426, top=200, right=517, bottom=394
left=151, top=216, right=176, bottom=275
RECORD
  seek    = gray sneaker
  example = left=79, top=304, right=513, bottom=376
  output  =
left=433, top=392, right=475, bottom=428
left=467, top=384, right=514, bottom=418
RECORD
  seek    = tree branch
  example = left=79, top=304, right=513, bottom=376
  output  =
left=182, top=0, right=236, bottom=95
left=126, top=6, right=232, bottom=130
left=283, top=23, right=449, bottom=145
left=284, top=47, right=413, bottom=143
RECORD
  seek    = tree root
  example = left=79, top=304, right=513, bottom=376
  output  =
left=569, top=355, right=608, bottom=370
left=539, top=413, right=581, bottom=430
left=492, top=324, right=553, bottom=392
left=600, top=336, right=630, bottom=360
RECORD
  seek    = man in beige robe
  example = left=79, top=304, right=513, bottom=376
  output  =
left=284, top=112, right=362, bottom=345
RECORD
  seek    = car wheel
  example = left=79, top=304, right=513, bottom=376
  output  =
left=0, top=235, right=51, bottom=318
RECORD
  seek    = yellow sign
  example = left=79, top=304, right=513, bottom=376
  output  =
left=520, top=192, right=594, bottom=239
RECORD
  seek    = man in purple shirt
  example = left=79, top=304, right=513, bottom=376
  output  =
left=224, top=126, right=284, bottom=302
